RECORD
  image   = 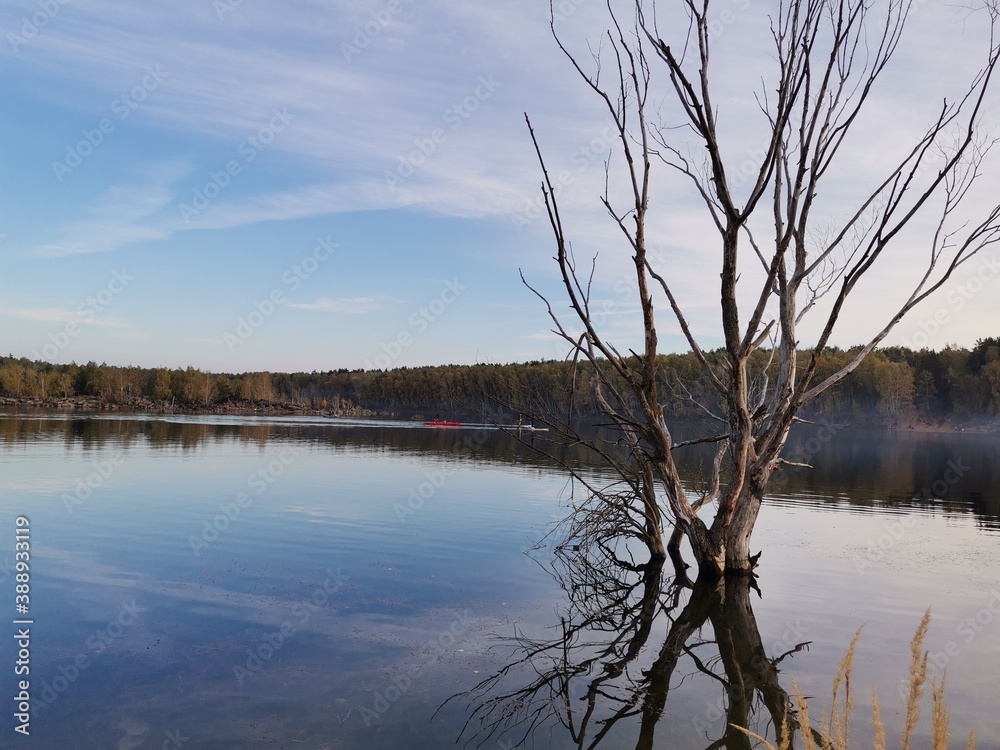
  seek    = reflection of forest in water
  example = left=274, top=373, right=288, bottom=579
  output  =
left=2, top=412, right=998, bottom=525
left=447, top=550, right=820, bottom=750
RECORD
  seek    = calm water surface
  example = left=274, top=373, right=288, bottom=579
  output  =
left=0, top=413, right=997, bottom=749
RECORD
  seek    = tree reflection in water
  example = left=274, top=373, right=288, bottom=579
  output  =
left=446, top=547, right=817, bottom=749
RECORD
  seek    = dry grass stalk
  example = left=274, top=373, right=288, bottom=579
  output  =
left=827, top=627, right=862, bottom=748
left=872, top=691, right=886, bottom=750
left=932, top=675, right=951, bottom=749
left=732, top=725, right=775, bottom=747
left=900, top=609, right=932, bottom=748
left=729, top=609, right=976, bottom=750
left=780, top=714, right=792, bottom=750
left=793, top=681, right=817, bottom=750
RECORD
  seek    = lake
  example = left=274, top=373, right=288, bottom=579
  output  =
left=0, top=413, right=997, bottom=749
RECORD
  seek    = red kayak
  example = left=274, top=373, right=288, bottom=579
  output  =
left=424, top=420, right=461, bottom=427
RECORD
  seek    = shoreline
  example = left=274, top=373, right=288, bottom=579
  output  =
left=1, top=396, right=998, bottom=434
left=0, top=395, right=373, bottom=420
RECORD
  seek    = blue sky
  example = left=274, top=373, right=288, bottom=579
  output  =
left=2, top=0, right=999, bottom=373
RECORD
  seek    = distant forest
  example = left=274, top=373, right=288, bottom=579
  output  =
left=2, top=339, right=1000, bottom=424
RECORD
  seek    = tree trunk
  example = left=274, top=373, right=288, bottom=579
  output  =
left=678, top=516, right=726, bottom=579
left=641, top=464, right=668, bottom=560
left=676, top=484, right=767, bottom=578
left=647, top=532, right=666, bottom=560
left=711, top=575, right=813, bottom=747
left=722, top=485, right=765, bottom=574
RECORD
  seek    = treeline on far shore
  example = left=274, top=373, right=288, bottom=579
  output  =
left=2, top=338, right=1000, bottom=425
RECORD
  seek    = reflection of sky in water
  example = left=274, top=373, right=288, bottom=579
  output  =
left=0, top=414, right=996, bottom=748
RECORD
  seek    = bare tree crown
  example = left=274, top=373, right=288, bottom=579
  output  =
left=523, top=0, right=1000, bottom=576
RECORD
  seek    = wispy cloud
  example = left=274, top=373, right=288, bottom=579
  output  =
left=3, top=0, right=998, bottom=366
left=165, top=182, right=398, bottom=231
left=4, top=307, right=124, bottom=327
left=521, top=330, right=560, bottom=341
left=33, top=160, right=190, bottom=256
left=288, top=297, right=383, bottom=314
left=36, top=225, right=168, bottom=257
left=2, top=0, right=554, bottom=243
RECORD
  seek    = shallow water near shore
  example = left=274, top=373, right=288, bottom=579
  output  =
left=0, top=413, right=997, bottom=748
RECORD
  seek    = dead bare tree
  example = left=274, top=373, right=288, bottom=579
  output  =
left=524, top=0, right=1000, bottom=577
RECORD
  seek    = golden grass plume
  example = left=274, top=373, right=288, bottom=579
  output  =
left=733, top=609, right=974, bottom=750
